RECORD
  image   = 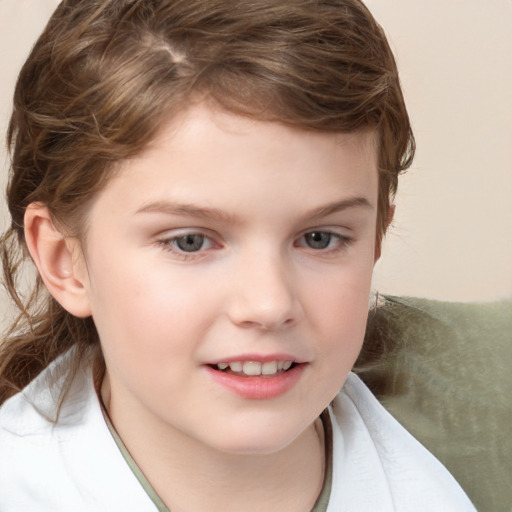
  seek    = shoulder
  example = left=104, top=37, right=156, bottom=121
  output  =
left=325, top=373, right=476, bottom=512
left=0, top=350, right=93, bottom=509
left=0, top=347, right=87, bottom=435
left=0, top=349, right=156, bottom=511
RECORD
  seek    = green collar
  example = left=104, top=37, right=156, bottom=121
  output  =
left=101, top=404, right=332, bottom=512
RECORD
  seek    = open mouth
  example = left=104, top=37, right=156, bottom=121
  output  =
left=205, top=359, right=305, bottom=399
left=208, top=361, right=297, bottom=377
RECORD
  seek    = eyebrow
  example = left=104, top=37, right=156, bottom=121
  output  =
left=304, top=197, right=374, bottom=220
left=135, top=196, right=373, bottom=222
left=135, top=201, right=235, bottom=223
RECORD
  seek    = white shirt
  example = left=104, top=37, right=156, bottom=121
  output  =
left=0, top=351, right=475, bottom=511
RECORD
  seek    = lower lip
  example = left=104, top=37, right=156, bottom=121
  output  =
left=204, top=364, right=306, bottom=400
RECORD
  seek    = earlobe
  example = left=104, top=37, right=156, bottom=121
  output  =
left=24, top=204, right=92, bottom=318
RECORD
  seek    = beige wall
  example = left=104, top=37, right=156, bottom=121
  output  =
left=367, top=0, right=512, bottom=301
left=1, top=0, right=511, bottom=331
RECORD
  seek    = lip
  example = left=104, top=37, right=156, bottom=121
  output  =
left=204, top=362, right=306, bottom=400
left=206, top=353, right=307, bottom=365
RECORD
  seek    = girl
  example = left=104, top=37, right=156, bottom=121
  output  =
left=0, top=1, right=475, bottom=510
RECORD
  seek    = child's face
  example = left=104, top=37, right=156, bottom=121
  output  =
left=78, top=104, right=379, bottom=455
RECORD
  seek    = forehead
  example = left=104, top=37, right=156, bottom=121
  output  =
left=162, top=103, right=378, bottom=150
left=139, top=103, right=377, bottom=174
left=88, top=104, right=379, bottom=223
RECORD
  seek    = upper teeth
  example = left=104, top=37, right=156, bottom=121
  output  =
left=216, top=361, right=293, bottom=376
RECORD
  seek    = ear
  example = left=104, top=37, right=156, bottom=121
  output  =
left=24, top=203, right=92, bottom=318
left=374, top=204, right=395, bottom=262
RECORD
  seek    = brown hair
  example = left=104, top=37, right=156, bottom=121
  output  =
left=0, top=0, right=414, bottom=404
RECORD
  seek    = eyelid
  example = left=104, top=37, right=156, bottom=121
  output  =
left=155, top=226, right=221, bottom=241
left=297, top=226, right=353, bottom=240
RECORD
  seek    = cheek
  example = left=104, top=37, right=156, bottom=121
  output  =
left=306, top=260, right=373, bottom=364
left=87, top=258, right=219, bottom=360
left=300, top=272, right=372, bottom=411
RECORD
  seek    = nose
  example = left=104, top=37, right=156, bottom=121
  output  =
left=227, top=251, right=301, bottom=331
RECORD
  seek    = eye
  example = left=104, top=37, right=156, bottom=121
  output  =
left=172, top=233, right=210, bottom=252
left=296, top=230, right=351, bottom=252
left=156, top=231, right=217, bottom=257
left=156, top=229, right=222, bottom=261
left=303, top=231, right=333, bottom=250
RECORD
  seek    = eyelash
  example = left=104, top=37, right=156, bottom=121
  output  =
left=156, top=229, right=353, bottom=260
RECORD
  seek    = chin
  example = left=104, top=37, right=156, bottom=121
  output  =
left=204, top=421, right=312, bottom=457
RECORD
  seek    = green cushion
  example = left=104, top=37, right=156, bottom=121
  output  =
left=356, top=295, right=512, bottom=512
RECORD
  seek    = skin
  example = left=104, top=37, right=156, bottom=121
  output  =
left=26, top=104, right=380, bottom=511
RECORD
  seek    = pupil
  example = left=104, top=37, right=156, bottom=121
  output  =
left=306, top=232, right=330, bottom=249
left=176, top=234, right=204, bottom=252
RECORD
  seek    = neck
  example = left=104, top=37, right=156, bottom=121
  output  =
left=101, top=377, right=326, bottom=512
